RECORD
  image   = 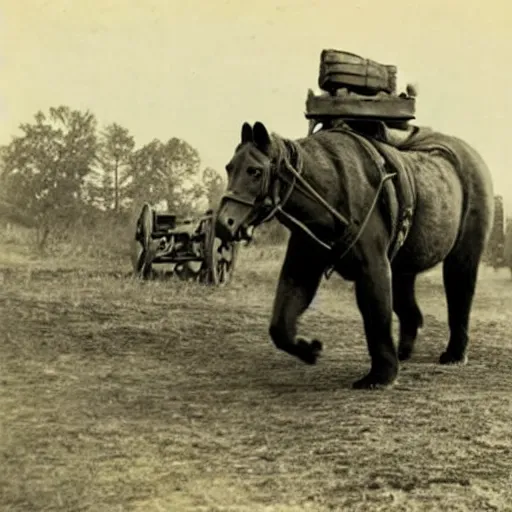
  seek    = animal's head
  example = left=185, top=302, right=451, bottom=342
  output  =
left=216, top=121, right=276, bottom=242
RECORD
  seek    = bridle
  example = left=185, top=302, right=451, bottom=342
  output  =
left=219, top=128, right=397, bottom=278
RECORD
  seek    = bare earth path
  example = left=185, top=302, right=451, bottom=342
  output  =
left=1, top=246, right=512, bottom=511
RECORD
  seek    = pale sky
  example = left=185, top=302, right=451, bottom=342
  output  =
left=1, top=0, right=511, bottom=210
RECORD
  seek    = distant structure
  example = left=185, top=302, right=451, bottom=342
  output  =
left=505, top=216, right=512, bottom=271
left=486, top=195, right=506, bottom=269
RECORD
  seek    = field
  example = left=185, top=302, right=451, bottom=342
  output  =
left=1, top=239, right=512, bottom=512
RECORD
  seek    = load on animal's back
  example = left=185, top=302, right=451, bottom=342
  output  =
left=306, top=49, right=418, bottom=140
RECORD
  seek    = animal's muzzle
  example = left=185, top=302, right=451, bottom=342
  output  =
left=215, top=211, right=238, bottom=242
left=216, top=197, right=254, bottom=242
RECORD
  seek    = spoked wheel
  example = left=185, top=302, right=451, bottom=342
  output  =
left=201, top=212, right=238, bottom=285
left=132, top=203, right=156, bottom=280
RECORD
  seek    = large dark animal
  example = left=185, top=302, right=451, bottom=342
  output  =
left=216, top=121, right=494, bottom=389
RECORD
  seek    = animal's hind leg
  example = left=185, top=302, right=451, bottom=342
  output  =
left=269, top=234, right=326, bottom=365
left=440, top=239, right=482, bottom=365
left=392, top=272, right=424, bottom=361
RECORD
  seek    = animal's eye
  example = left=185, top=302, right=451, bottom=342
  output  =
left=247, top=167, right=262, bottom=178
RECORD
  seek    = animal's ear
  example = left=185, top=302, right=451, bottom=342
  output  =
left=241, top=122, right=253, bottom=144
left=253, top=121, right=271, bottom=153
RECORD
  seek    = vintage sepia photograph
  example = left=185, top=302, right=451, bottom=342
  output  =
left=1, top=0, right=511, bottom=510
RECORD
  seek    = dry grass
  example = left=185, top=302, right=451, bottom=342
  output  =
left=1, top=241, right=512, bottom=511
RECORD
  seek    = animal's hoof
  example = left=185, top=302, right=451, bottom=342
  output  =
left=439, top=351, right=468, bottom=365
left=295, top=337, right=323, bottom=365
left=398, top=345, right=413, bottom=361
left=352, top=371, right=397, bottom=390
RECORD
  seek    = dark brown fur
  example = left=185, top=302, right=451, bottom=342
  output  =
left=216, top=121, right=494, bottom=389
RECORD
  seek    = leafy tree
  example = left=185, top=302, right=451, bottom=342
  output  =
left=93, top=123, right=135, bottom=212
left=202, top=167, right=226, bottom=210
left=126, top=137, right=203, bottom=215
left=0, top=106, right=98, bottom=248
left=125, top=139, right=164, bottom=206
left=160, top=137, right=202, bottom=213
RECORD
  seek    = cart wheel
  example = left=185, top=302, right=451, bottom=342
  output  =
left=201, top=212, right=238, bottom=285
left=133, top=203, right=156, bottom=280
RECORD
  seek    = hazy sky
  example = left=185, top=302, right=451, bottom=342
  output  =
left=1, top=0, right=511, bottom=209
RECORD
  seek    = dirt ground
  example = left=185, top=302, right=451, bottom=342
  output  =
left=1, top=244, right=512, bottom=512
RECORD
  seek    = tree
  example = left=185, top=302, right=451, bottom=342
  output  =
left=202, top=167, right=226, bottom=210
left=94, top=123, right=135, bottom=212
left=0, top=146, right=36, bottom=228
left=125, top=137, right=203, bottom=215
left=125, top=139, right=165, bottom=206
left=0, top=106, right=98, bottom=248
left=160, top=137, right=202, bottom=213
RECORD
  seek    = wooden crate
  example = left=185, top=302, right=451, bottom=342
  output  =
left=319, top=49, right=397, bottom=95
left=305, top=89, right=416, bottom=121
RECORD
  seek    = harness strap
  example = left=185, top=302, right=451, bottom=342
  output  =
left=329, top=125, right=418, bottom=265
left=272, top=139, right=351, bottom=227
left=324, top=170, right=396, bottom=279
left=321, top=127, right=398, bottom=278
left=367, top=138, right=417, bottom=261
left=268, top=131, right=398, bottom=279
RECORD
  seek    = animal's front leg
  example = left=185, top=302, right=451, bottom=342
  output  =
left=353, top=258, right=398, bottom=389
left=269, top=234, right=325, bottom=364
